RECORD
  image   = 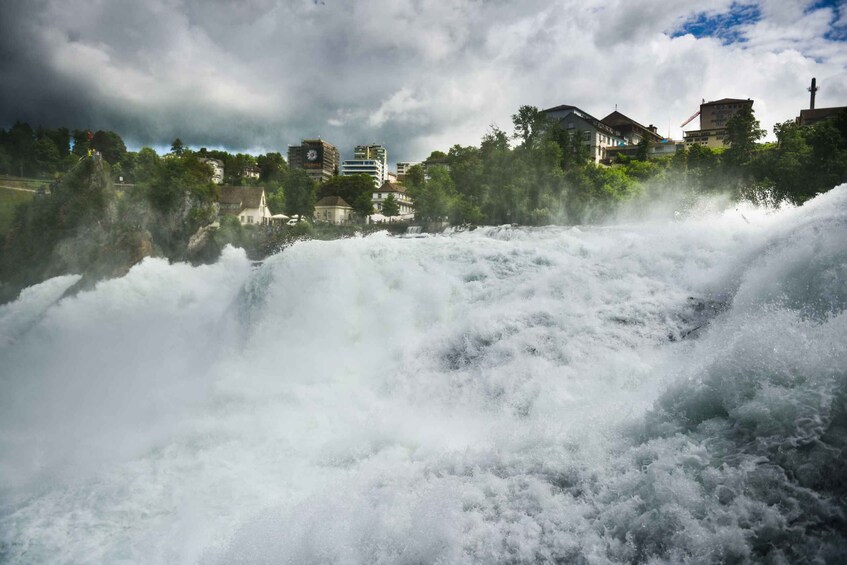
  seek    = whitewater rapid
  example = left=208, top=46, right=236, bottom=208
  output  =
left=1, top=187, right=845, bottom=564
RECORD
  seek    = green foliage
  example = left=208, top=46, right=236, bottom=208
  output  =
left=723, top=106, right=765, bottom=168
left=636, top=137, right=650, bottom=161
left=257, top=152, right=287, bottom=184
left=512, top=105, right=551, bottom=148
left=408, top=165, right=455, bottom=220
left=381, top=192, right=400, bottom=217
left=71, top=129, right=91, bottom=157
left=34, top=137, right=61, bottom=174
left=148, top=154, right=217, bottom=213
left=91, top=130, right=127, bottom=164
left=318, top=174, right=374, bottom=216
left=0, top=187, right=35, bottom=236
left=171, top=138, right=185, bottom=156
left=748, top=112, right=847, bottom=202
left=284, top=168, right=316, bottom=218
left=404, top=164, right=426, bottom=191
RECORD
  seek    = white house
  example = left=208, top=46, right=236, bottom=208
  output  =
left=314, top=195, right=355, bottom=224
left=200, top=158, right=224, bottom=184
left=218, top=186, right=272, bottom=225
left=372, top=181, right=414, bottom=219
left=242, top=165, right=260, bottom=180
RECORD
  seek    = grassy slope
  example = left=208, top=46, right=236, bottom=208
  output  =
left=0, top=187, right=35, bottom=235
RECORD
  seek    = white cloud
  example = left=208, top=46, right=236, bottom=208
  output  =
left=1, top=0, right=845, bottom=162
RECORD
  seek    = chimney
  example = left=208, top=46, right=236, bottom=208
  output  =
left=808, top=77, right=819, bottom=110
left=648, top=124, right=657, bottom=133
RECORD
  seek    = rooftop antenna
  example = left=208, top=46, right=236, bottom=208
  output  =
left=808, top=77, right=819, bottom=110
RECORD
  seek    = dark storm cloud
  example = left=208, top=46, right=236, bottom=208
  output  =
left=1, top=0, right=845, bottom=163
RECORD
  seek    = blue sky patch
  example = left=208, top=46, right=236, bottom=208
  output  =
left=673, top=3, right=761, bottom=44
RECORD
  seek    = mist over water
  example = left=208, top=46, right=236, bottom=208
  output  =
left=1, top=187, right=846, bottom=564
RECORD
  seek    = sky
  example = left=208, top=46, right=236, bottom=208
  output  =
left=1, top=0, right=846, bottom=166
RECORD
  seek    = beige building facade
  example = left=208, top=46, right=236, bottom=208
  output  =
left=683, top=98, right=754, bottom=149
left=314, top=196, right=355, bottom=224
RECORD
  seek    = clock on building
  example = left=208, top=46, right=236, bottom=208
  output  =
left=306, top=149, right=318, bottom=162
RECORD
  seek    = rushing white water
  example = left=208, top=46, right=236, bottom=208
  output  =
left=1, top=187, right=846, bottom=564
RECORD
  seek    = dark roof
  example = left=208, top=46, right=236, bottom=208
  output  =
left=797, top=106, right=847, bottom=124
left=601, top=111, right=663, bottom=140
left=377, top=181, right=406, bottom=193
left=542, top=104, right=620, bottom=137
left=218, top=186, right=265, bottom=209
left=702, top=98, right=752, bottom=106
left=315, top=195, right=352, bottom=208
left=542, top=104, right=577, bottom=113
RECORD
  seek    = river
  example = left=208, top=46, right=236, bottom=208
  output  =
left=1, top=187, right=845, bottom=563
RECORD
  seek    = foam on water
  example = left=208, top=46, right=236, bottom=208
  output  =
left=1, top=187, right=845, bottom=563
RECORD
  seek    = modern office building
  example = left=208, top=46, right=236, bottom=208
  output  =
left=354, top=144, right=387, bottom=171
left=288, top=139, right=340, bottom=183
left=341, top=158, right=386, bottom=187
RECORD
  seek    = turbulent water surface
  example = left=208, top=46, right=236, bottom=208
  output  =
left=1, top=187, right=846, bottom=564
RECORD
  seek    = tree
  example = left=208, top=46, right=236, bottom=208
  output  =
left=34, top=137, right=61, bottom=174
left=148, top=154, right=216, bottom=213
left=381, top=193, right=400, bottom=217
left=723, top=106, right=765, bottom=168
left=636, top=136, right=650, bottom=161
left=319, top=174, right=374, bottom=216
left=284, top=168, right=316, bottom=218
left=91, top=130, right=127, bottom=165
left=135, top=147, right=161, bottom=184
left=409, top=165, right=454, bottom=220
left=171, top=138, right=185, bottom=156
left=257, top=152, right=287, bottom=184
left=404, top=164, right=426, bottom=191
left=72, top=129, right=91, bottom=157
left=512, top=105, right=550, bottom=148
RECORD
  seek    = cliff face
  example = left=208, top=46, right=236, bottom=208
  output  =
left=0, top=156, right=216, bottom=303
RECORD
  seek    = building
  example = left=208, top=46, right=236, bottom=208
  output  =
left=796, top=107, right=847, bottom=126
left=542, top=104, right=625, bottom=163
left=795, top=77, right=846, bottom=126
left=792, top=77, right=846, bottom=126
left=682, top=98, right=754, bottom=148
left=396, top=161, right=421, bottom=182
left=605, top=140, right=685, bottom=162
left=242, top=165, right=260, bottom=180
left=200, top=158, right=224, bottom=184
left=341, top=144, right=388, bottom=187
left=600, top=110, right=674, bottom=162
left=288, top=139, right=340, bottom=183
left=372, top=181, right=414, bottom=218
left=314, top=195, right=355, bottom=224
left=218, top=186, right=271, bottom=225
left=341, top=158, right=386, bottom=187
left=601, top=111, right=663, bottom=146
left=354, top=144, right=387, bottom=173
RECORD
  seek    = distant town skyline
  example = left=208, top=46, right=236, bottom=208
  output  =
left=1, top=0, right=846, bottom=165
